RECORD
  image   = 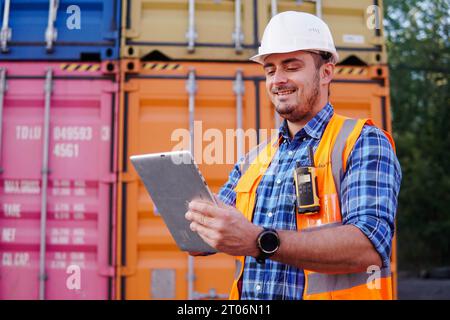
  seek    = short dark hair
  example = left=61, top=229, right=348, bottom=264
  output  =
left=310, top=51, right=333, bottom=69
left=309, top=51, right=333, bottom=98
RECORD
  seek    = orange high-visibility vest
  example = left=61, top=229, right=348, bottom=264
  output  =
left=230, top=113, right=396, bottom=300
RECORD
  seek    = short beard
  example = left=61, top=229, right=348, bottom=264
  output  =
left=274, top=71, right=320, bottom=123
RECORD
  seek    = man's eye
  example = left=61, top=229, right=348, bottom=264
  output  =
left=266, top=70, right=275, bottom=76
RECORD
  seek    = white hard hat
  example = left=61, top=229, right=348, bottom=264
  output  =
left=250, top=11, right=339, bottom=64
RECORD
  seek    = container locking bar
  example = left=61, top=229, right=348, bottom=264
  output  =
left=186, top=68, right=197, bottom=153
left=233, top=70, right=245, bottom=161
left=45, top=0, right=59, bottom=52
left=186, top=68, right=197, bottom=300
left=0, top=68, right=6, bottom=173
left=271, top=0, right=322, bottom=19
left=186, top=0, right=198, bottom=53
left=314, top=0, right=323, bottom=19
left=39, top=68, right=53, bottom=300
left=232, top=0, right=244, bottom=53
left=193, top=288, right=229, bottom=300
left=271, top=0, right=278, bottom=17
left=1, top=0, right=12, bottom=52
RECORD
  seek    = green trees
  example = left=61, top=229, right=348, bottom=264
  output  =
left=384, top=0, right=450, bottom=270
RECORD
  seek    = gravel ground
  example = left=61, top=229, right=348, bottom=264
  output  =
left=398, top=278, right=450, bottom=300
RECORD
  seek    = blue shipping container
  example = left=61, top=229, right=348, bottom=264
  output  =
left=0, top=0, right=120, bottom=61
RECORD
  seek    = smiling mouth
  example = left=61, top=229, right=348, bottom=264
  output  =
left=275, top=89, right=297, bottom=96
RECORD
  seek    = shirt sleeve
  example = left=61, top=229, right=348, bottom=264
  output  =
left=340, top=125, right=402, bottom=268
left=217, top=161, right=242, bottom=207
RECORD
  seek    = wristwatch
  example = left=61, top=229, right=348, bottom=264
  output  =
left=256, top=228, right=280, bottom=264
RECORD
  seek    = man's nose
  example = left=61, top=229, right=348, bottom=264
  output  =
left=272, top=69, right=288, bottom=85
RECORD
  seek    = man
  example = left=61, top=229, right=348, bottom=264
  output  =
left=185, top=11, right=401, bottom=300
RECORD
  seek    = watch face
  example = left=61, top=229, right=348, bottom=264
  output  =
left=260, top=231, right=279, bottom=254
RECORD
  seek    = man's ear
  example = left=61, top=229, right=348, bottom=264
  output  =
left=321, top=63, right=335, bottom=85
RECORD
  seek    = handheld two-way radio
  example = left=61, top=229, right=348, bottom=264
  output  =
left=293, top=146, right=320, bottom=215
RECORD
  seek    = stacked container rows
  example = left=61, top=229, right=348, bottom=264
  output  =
left=1, top=0, right=396, bottom=300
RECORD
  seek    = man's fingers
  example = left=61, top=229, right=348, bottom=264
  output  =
left=189, top=200, right=223, bottom=217
left=185, top=210, right=213, bottom=227
left=190, top=222, right=216, bottom=245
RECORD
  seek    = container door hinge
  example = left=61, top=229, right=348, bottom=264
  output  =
left=119, top=266, right=136, bottom=277
left=123, top=82, right=139, bottom=92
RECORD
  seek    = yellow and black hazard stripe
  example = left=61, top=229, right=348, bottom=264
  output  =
left=334, top=67, right=368, bottom=76
left=60, top=63, right=101, bottom=72
left=142, top=63, right=183, bottom=71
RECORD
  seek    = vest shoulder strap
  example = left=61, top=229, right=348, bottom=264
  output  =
left=330, top=118, right=358, bottom=207
left=239, top=134, right=279, bottom=175
left=331, top=117, right=382, bottom=209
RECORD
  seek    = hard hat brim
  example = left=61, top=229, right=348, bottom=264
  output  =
left=250, top=48, right=339, bottom=65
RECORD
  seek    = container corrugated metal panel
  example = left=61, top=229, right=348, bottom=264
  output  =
left=121, top=0, right=387, bottom=65
left=0, top=0, right=121, bottom=61
left=257, top=0, right=387, bottom=65
left=0, top=62, right=118, bottom=299
left=121, top=0, right=257, bottom=61
left=117, top=61, right=267, bottom=299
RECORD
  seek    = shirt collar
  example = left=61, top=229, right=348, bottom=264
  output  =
left=278, top=103, right=334, bottom=142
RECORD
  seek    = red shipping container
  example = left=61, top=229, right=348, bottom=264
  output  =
left=0, top=62, right=119, bottom=300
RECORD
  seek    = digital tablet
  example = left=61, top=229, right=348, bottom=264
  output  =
left=130, top=151, right=218, bottom=253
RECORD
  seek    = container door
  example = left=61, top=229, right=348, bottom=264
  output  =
left=0, top=62, right=117, bottom=299
left=122, top=0, right=257, bottom=61
left=117, top=62, right=266, bottom=299
left=0, top=0, right=120, bottom=60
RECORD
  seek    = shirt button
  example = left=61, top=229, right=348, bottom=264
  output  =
left=255, top=284, right=262, bottom=291
left=288, top=151, right=294, bottom=156
left=268, top=212, right=273, bottom=218
left=276, top=179, right=282, bottom=184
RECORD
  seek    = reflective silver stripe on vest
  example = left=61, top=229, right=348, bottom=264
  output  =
left=239, top=135, right=277, bottom=175
left=331, top=119, right=358, bottom=208
left=240, top=144, right=263, bottom=174
left=306, top=267, right=391, bottom=295
left=234, top=259, right=243, bottom=280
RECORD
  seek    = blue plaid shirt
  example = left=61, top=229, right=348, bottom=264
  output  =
left=218, top=103, right=402, bottom=300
